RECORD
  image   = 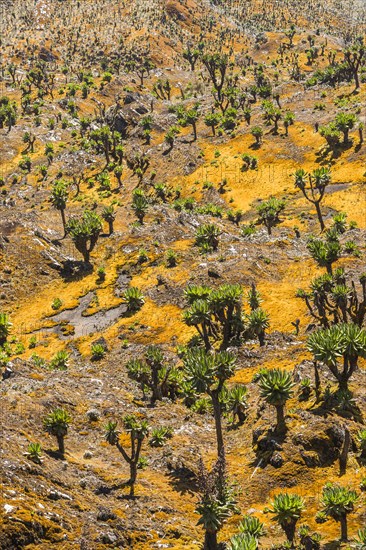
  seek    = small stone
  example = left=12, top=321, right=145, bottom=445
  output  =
left=97, top=507, right=117, bottom=521
left=101, top=533, right=118, bottom=544
left=83, top=451, right=93, bottom=459
left=48, top=489, right=72, bottom=501
left=86, top=409, right=100, bottom=422
left=4, top=504, right=15, bottom=513
left=270, top=452, right=283, bottom=468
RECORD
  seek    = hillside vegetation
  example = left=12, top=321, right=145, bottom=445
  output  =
left=0, top=1, right=366, bottom=549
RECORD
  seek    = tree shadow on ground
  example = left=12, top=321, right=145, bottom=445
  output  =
left=167, top=465, right=198, bottom=496
left=315, top=141, right=353, bottom=165
left=59, top=260, right=93, bottom=282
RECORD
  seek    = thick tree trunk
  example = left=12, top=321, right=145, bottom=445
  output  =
left=83, top=248, right=90, bottom=264
left=338, top=376, right=349, bottom=392
left=340, top=515, right=348, bottom=541
left=151, top=367, right=163, bottom=404
left=204, top=531, right=218, bottom=550
left=339, top=426, right=350, bottom=476
left=275, top=404, right=286, bottom=434
left=314, top=201, right=325, bottom=231
left=61, top=209, right=66, bottom=236
left=258, top=330, right=265, bottom=347
left=211, top=392, right=224, bottom=456
left=202, top=324, right=211, bottom=351
left=314, top=361, right=321, bottom=402
left=283, top=520, right=296, bottom=544
left=129, top=462, right=137, bottom=497
left=56, top=435, right=65, bottom=457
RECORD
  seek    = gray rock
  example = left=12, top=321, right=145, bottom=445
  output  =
left=86, top=409, right=100, bottom=421
left=48, top=489, right=72, bottom=501
left=270, top=452, right=283, bottom=468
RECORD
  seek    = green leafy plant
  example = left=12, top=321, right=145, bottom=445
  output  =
left=91, top=343, right=106, bottom=360
left=264, top=492, right=305, bottom=543
left=195, top=224, right=221, bottom=253
left=320, top=483, right=359, bottom=541
left=258, top=369, right=294, bottom=433
left=238, top=514, right=265, bottom=537
left=226, top=385, right=248, bottom=424
left=66, top=210, right=102, bottom=263
left=355, top=527, right=366, bottom=549
left=138, top=249, right=149, bottom=263
left=50, top=180, right=69, bottom=236
left=307, top=235, right=341, bottom=275
left=131, top=189, right=148, bottom=223
left=298, top=525, right=321, bottom=549
left=228, top=533, right=258, bottom=550
left=123, top=287, right=145, bottom=312
left=51, top=297, right=63, bottom=311
left=191, top=397, right=213, bottom=415
left=251, top=126, right=263, bottom=145
left=196, top=452, right=237, bottom=549
left=307, top=323, right=366, bottom=391
left=149, top=426, right=173, bottom=447
left=25, top=443, right=43, bottom=464
left=183, top=348, right=236, bottom=454
left=43, top=408, right=71, bottom=457
left=165, top=249, right=177, bottom=267
left=126, top=346, right=182, bottom=403
left=246, top=308, right=270, bottom=346
left=256, top=197, right=285, bottom=235
left=357, top=429, right=366, bottom=459
left=0, top=313, right=12, bottom=347
left=101, top=205, right=116, bottom=235
left=49, top=350, right=69, bottom=370
left=96, top=266, right=106, bottom=282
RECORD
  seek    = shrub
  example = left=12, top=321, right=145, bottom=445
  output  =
left=25, top=443, right=43, bottom=464
left=191, top=397, right=213, bottom=414
left=265, top=493, right=305, bottom=543
left=320, top=483, right=359, bottom=541
left=357, top=429, right=366, bottom=458
left=91, top=343, right=106, bottom=360
left=49, top=350, right=69, bottom=370
left=0, top=313, right=12, bottom=346
left=241, top=223, right=256, bottom=237
left=238, top=514, right=265, bottom=536
left=165, top=249, right=177, bottom=267
left=251, top=126, right=263, bottom=144
left=149, top=426, right=173, bottom=447
left=256, top=197, right=285, bottom=235
left=96, top=266, right=106, bottom=282
left=195, top=223, right=220, bottom=252
left=51, top=297, right=63, bottom=310
left=43, top=408, right=71, bottom=457
left=138, top=249, right=149, bottom=263
left=259, top=369, right=294, bottom=433
left=123, top=287, right=145, bottom=311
